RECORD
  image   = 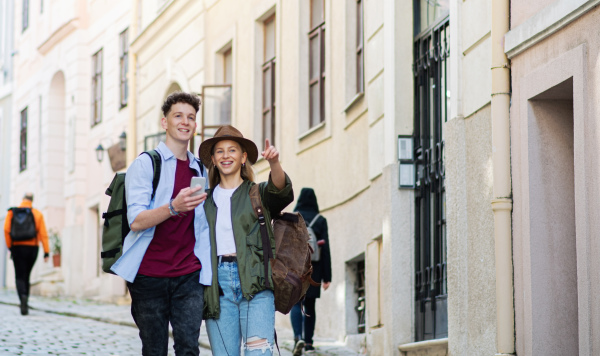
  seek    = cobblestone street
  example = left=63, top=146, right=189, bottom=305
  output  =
left=0, top=289, right=358, bottom=355
left=0, top=303, right=191, bottom=355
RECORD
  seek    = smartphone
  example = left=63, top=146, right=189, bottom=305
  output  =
left=190, top=176, right=206, bottom=197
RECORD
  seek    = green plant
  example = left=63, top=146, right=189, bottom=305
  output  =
left=49, top=229, right=61, bottom=255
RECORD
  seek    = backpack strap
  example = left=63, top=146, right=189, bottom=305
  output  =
left=141, top=150, right=162, bottom=200
left=308, top=214, right=320, bottom=227
left=249, top=184, right=273, bottom=289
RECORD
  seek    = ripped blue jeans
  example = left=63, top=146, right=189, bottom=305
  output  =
left=206, top=260, right=275, bottom=355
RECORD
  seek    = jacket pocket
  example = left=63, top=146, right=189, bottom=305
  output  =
left=245, top=224, right=262, bottom=249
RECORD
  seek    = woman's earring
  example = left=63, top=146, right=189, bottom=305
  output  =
left=242, top=162, right=246, bottom=167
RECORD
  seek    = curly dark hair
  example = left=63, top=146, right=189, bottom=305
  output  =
left=161, top=91, right=201, bottom=117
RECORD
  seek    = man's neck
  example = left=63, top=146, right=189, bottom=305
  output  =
left=219, top=175, right=244, bottom=190
left=165, top=139, right=189, bottom=160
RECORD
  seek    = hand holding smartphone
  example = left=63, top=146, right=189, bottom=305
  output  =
left=190, top=176, right=206, bottom=197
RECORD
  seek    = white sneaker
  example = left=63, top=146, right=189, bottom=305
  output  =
left=293, top=340, right=305, bottom=356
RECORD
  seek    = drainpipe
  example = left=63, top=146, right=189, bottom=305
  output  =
left=491, top=0, right=514, bottom=355
left=126, top=0, right=139, bottom=165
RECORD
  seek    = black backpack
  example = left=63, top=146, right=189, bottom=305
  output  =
left=100, top=150, right=162, bottom=274
left=8, top=207, right=37, bottom=243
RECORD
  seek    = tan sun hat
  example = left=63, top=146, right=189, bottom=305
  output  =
left=198, top=125, right=259, bottom=167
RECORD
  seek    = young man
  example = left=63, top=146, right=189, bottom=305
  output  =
left=4, top=192, right=50, bottom=315
left=111, top=92, right=211, bottom=356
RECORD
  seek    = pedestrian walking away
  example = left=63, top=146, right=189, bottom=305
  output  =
left=4, top=192, right=50, bottom=316
left=110, top=92, right=212, bottom=356
left=199, top=125, right=294, bottom=356
left=290, top=188, right=332, bottom=355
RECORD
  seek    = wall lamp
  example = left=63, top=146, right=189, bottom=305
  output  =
left=398, top=135, right=415, bottom=188
left=96, top=131, right=127, bottom=163
left=95, top=144, right=105, bottom=162
left=119, top=131, right=127, bottom=151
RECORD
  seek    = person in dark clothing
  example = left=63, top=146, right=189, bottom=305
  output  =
left=4, top=193, right=50, bottom=315
left=290, top=188, right=332, bottom=355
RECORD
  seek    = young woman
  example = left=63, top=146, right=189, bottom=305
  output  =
left=199, top=125, right=293, bottom=356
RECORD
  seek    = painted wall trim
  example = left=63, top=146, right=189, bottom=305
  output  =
left=505, top=0, right=600, bottom=58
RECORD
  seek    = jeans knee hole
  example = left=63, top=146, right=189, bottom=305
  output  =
left=245, top=336, right=272, bottom=353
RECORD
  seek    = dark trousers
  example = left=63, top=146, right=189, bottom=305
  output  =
left=127, top=270, right=204, bottom=356
left=290, top=297, right=317, bottom=345
left=11, top=245, right=39, bottom=301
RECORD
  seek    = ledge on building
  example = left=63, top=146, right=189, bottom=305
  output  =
left=398, top=338, right=448, bottom=356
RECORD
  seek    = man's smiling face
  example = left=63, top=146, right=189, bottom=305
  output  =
left=161, top=102, right=197, bottom=144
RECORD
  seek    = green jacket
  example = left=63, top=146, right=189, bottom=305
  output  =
left=203, top=174, right=294, bottom=319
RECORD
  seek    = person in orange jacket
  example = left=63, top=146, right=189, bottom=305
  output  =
left=4, top=193, right=49, bottom=315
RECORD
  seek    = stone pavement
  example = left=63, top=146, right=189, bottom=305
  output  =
left=0, top=288, right=360, bottom=355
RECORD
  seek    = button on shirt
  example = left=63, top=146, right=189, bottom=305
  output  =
left=110, top=142, right=212, bottom=284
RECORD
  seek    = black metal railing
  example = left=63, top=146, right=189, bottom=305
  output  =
left=413, top=17, right=449, bottom=342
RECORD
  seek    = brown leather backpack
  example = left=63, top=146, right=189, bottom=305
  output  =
left=250, top=184, right=320, bottom=314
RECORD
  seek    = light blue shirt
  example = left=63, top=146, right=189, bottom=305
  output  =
left=111, top=142, right=212, bottom=284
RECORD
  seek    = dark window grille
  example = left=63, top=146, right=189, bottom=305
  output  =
left=263, top=15, right=276, bottom=145
left=356, top=0, right=364, bottom=94
left=355, top=259, right=366, bottom=334
left=413, top=17, right=449, bottom=342
left=309, top=0, right=325, bottom=128
left=22, top=0, right=29, bottom=32
left=91, top=49, right=103, bottom=126
left=20, top=107, right=27, bottom=172
left=119, top=29, right=129, bottom=108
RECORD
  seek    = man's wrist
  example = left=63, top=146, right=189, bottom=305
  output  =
left=168, top=199, right=179, bottom=216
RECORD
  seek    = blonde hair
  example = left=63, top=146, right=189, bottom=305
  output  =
left=208, top=142, right=255, bottom=189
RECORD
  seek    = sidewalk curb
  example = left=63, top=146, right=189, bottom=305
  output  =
left=0, top=299, right=212, bottom=351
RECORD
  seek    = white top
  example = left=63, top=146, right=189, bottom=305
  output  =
left=213, top=185, right=237, bottom=256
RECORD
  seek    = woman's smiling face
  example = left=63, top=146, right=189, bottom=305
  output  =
left=211, top=140, right=247, bottom=177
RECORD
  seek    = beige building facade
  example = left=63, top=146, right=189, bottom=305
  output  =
left=5, top=0, right=132, bottom=301
left=6, top=0, right=597, bottom=355
left=506, top=0, right=600, bottom=355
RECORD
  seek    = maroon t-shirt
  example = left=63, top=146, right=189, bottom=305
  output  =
left=138, top=157, right=201, bottom=277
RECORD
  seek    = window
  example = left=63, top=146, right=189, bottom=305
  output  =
left=413, top=0, right=450, bottom=35
left=355, top=259, right=366, bottom=333
left=200, top=47, right=233, bottom=141
left=22, top=0, right=29, bottom=32
left=20, top=107, right=27, bottom=172
left=91, top=49, right=103, bottom=126
left=40, top=0, right=43, bottom=13
left=119, top=29, right=129, bottom=108
left=223, top=48, right=232, bottom=84
left=413, top=18, right=449, bottom=341
left=262, top=15, right=276, bottom=145
left=309, top=0, right=325, bottom=128
left=356, top=0, right=364, bottom=94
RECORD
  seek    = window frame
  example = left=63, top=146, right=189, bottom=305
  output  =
left=22, top=0, right=29, bottom=32
left=91, top=49, right=103, bottom=127
left=262, top=14, right=276, bottom=146
left=119, top=29, right=129, bottom=109
left=308, top=0, right=326, bottom=128
left=20, top=107, right=28, bottom=172
left=356, top=0, right=364, bottom=95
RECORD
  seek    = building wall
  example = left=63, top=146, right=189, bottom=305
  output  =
left=130, top=0, right=414, bottom=354
left=0, top=0, right=15, bottom=288
left=8, top=0, right=131, bottom=301
left=446, top=0, right=497, bottom=355
left=508, top=2, right=600, bottom=355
